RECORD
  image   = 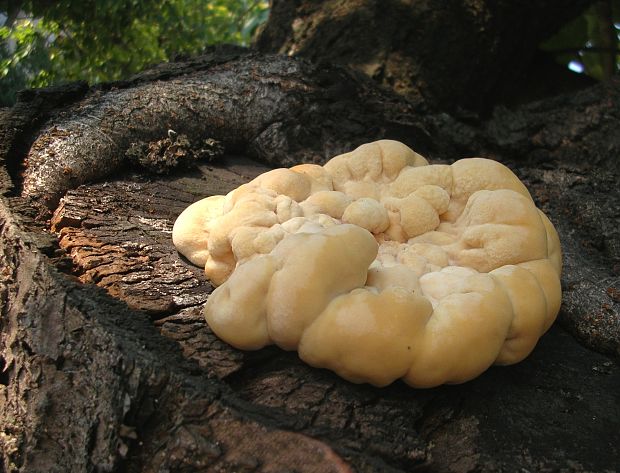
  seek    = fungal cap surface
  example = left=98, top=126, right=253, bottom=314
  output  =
left=172, top=140, right=562, bottom=387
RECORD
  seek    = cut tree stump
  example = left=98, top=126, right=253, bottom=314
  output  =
left=1, top=48, right=618, bottom=473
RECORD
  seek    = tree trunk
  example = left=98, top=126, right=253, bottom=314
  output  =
left=0, top=44, right=619, bottom=473
left=257, top=0, right=597, bottom=112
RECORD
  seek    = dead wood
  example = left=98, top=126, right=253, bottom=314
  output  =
left=0, top=47, right=618, bottom=473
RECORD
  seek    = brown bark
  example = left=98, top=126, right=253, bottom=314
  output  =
left=19, top=45, right=430, bottom=209
left=1, top=48, right=619, bottom=472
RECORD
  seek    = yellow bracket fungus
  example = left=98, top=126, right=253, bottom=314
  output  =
left=172, top=140, right=562, bottom=388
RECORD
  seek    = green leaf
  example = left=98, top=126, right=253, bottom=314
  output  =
left=541, top=14, right=589, bottom=52
left=1, top=0, right=271, bottom=105
left=540, top=2, right=619, bottom=81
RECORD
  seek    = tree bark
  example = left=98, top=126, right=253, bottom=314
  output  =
left=257, top=0, right=597, bottom=112
left=1, top=47, right=619, bottom=473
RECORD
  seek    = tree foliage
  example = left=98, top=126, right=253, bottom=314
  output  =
left=542, top=0, right=620, bottom=80
left=0, top=0, right=269, bottom=106
left=1, top=0, right=619, bottom=108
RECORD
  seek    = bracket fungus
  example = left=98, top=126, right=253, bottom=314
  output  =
left=172, top=140, right=562, bottom=388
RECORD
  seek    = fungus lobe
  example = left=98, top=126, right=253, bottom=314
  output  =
left=173, top=140, right=562, bottom=388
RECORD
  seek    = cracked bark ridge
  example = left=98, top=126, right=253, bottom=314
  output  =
left=1, top=49, right=620, bottom=472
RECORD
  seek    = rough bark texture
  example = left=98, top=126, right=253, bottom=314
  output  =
left=1, top=46, right=619, bottom=473
left=257, top=0, right=596, bottom=112
left=19, top=46, right=430, bottom=209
